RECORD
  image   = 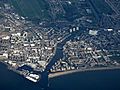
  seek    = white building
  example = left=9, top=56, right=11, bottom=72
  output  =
left=89, top=30, right=98, bottom=36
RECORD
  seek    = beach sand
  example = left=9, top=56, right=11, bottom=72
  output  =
left=49, top=66, right=120, bottom=78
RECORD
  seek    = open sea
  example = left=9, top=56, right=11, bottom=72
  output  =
left=0, top=63, right=120, bottom=90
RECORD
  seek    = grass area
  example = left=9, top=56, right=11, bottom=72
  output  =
left=110, top=56, right=120, bottom=61
left=0, top=57, right=6, bottom=60
left=91, top=0, right=115, bottom=15
left=9, top=0, right=50, bottom=20
left=0, top=14, right=4, bottom=19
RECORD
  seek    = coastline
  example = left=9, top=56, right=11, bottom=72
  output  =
left=0, top=61, right=23, bottom=75
left=1, top=61, right=120, bottom=81
left=49, top=66, right=120, bottom=79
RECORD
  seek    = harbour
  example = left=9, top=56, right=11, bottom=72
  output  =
left=1, top=63, right=120, bottom=90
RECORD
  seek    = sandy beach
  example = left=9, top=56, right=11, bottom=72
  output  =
left=49, top=66, right=120, bottom=78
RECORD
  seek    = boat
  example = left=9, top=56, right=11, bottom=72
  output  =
left=25, top=73, right=40, bottom=82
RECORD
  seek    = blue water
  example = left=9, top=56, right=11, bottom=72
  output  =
left=0, top=63, right=120, bottom=90
left=50, top=70, right=120, bottom=90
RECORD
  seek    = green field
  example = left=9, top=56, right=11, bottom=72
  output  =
left=9, top=0, right=50, bottom=20
left=91, top=0, right=115, bottom=15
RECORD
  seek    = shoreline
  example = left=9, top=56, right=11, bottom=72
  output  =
left=1, top=61, right=120, bottom=81
left=49, top=66, right=120, bottom=79
left=0, top=61, right=23, bottom=75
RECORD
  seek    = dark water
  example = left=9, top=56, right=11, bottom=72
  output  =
left=0, top=63, right=120, bottom=90
left=0, top=63, right=43, bottom=90
left=50, top=69, right=120, bottom=90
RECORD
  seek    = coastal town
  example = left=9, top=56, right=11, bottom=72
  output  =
left=0, top=0, right=120, bottom=85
